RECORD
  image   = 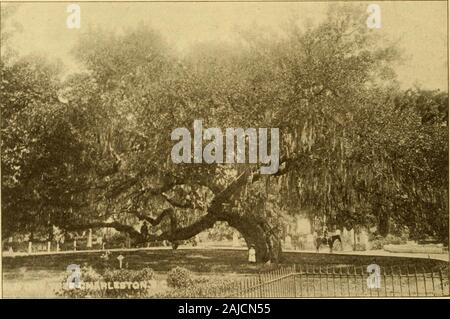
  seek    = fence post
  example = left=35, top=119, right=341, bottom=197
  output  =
left=430, top=268, right=436, bottom=296
left=414, top=266, right=419, bottom=296
left=390, top=266, right=395, bottom=297
left=376, top=267, right=380, bottom=297
left=258, top=273, right=263, bottom=298
left=298, top=264, right=303, bottom=297
left=325, top=266, right=329, bottom=296
left=305, top=264, right=309, bottom=296
left=406, top=266, right=411, bottom=296
left=292, top=265, right=297, bottom=298
left=251, top=276, right=255, bottom=298
left=439, top=268, right=444, bottom=296
left=360, top=266, right=365, bottom=297
left=317, top=266, right=322, bottom=297
left=279, top=268, right=283, bottom=297
left=312, top=265, right=316, bottom=297
left=346, top=267, right=350, bottom=297
left=280, top=267, right=284, bottom=297
left=245, top=277, right=249, bottom=297
left=422, top=267, right=428, bottom=296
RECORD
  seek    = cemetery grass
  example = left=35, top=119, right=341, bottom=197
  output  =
left=4, top=249, right=447, bottom=274
left=3, top=249, right=447, bottom=297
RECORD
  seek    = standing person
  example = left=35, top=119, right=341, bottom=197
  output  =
left=140, top=221, right=149, bottom=247
left=248, top=245, right=256, bottom=263
left=102, top=234, right=107, bottom=250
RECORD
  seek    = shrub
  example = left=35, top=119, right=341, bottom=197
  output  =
left=159, top=276, right=237, bottom=298
left=101, top=267, right=155, bottom=298
left=370, top=235, right=385, bottom=250
left=102, top=267, right=154, bottom=282
left=385, top=234, right=406, bottom=245
left=370, top=234, right=408, bottom=250
left=56, top=265, right=103, bottom=298
left=106, top=233, right=129, bottom=248
left=166, top=266, right=193, bottom=288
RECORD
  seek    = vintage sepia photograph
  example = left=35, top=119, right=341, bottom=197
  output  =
left=0, top=0, right=449, bottom=299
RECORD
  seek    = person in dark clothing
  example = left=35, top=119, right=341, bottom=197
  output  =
left=140, top=221, right=149, bottom=242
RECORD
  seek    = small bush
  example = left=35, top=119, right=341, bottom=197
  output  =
left=159, top=276, right=237, bottom=298
left=106, top=233, right=129, bottom=248
left=56, top=265, right=103, bottom=298
left=101, top=267, right=155, bottom=298
left=102, top=267, right=154, bottom=283
left=166, top=266, right=193, bottom=288
left=370, top=234, right=407, bottom=250
left=387, top=234, right=407, bottom=245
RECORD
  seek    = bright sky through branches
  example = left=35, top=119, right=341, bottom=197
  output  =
left=3, top=1, right=448, bottom=90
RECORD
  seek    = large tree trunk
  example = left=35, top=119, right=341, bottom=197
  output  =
left=225, top=215, right=282, bottom=263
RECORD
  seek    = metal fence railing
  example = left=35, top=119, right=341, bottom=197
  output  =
left=216, top=265, right=448, bottom=298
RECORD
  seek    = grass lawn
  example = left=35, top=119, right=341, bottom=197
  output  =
left=3, top=248, right=448, bottom=297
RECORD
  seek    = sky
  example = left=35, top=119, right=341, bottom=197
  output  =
left=2, top=1, right=448, bottom=90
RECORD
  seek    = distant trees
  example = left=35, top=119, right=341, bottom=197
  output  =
left=1, top=57, right=91, bottom=238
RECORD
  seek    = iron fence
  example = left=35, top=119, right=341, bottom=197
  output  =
left=217, top=265, right=448, bottom=297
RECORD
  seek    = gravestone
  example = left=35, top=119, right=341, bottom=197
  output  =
left=232, top=232, right=239, bottom=247
left=284, top=235, right=292, bottom=249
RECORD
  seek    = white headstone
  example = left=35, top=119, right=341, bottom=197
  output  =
left=117, top=255, right=125, bottom=269
left=248, top=247, right=256, bottom=263
left=232, top=232, right=239, bottom=247
left=285, top=235, right=292, bottom=249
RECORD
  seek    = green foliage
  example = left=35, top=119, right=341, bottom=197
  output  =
left=159, top=276, right=236, bottom=298
left=1, top=4, right=448, bottom=254
left=207, top=222, right=235, bottom=241
left=370, top=234, right=408, bottom=250
left=107, top=232, right=129, bottom=248
left=1, top=56, right=93, bottom=238
left=56, top=265, right=103, bottom=298
left=166, top=266, right=193, bottom=289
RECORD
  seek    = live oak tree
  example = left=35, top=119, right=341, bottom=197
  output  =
left=1, top=56, right=92, bottom=239
left=2, top=5, right=448, bottom=260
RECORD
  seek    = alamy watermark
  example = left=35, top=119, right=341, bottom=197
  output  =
left=367, top=263, right=381, bottom=289
left=171, top=120, right=280, bottom=175
left=64, top=264, right=154, bottom=291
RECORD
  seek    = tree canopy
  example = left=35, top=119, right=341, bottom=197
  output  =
left=2, top=5, right=448, bottom=261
